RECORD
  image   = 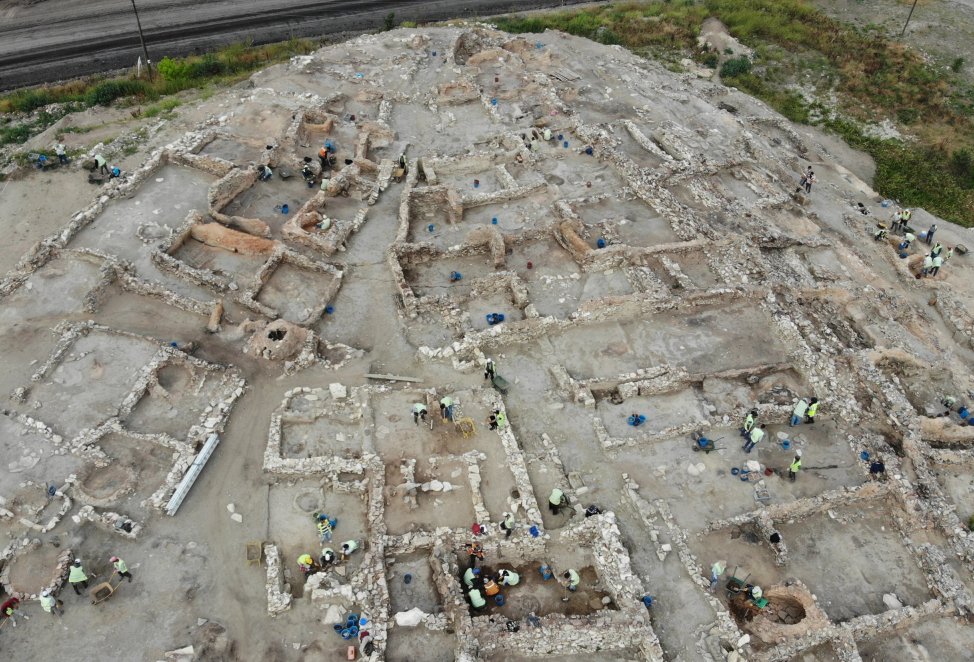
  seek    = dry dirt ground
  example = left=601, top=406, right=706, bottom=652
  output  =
left=0, top=20, right=974, bottom=662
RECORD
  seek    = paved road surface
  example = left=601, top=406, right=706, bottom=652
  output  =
left=0, top=0, right=587, bottom=90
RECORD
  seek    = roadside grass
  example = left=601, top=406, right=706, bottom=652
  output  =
left=0, top=38, right=318, bottom=145
left=494, top=0, right=974, bottom=226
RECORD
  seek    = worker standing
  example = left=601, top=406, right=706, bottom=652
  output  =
left=39, top=589, right=62, bottom=617
left=743, top=424, right=766, bottom=453
left=412, top=402, right=428, bottom=425
left=788, top=451, right=803, bottom=482
left=318, top=144, right=330, bottom=171
left=314, top=512, right=335, bottom=543
left=55, top=142, right=68, bottom=165
left=925, top=223, right=937, bottom=245
left=741, top=409, right=757, bottom=438
left=68, top=559, right=89, bottom=595
left=709, top=559, right=726, bottom=593
left=561, top=569, right=580, bottom=601
left=439, top=396, right=455, bottom=421
left=499, top=511, right=516, bottom=538
left=110, top=556, right=133, bottom=582
left=484, top=358, right=496, bottom=381
left=340, top=540, right=359, bottom=561
left=805, top=398, right=819, bottom=424
left=930, top=254, right=943, bottom=277
left=790, top=398, right=808, bottom=427
left=548, top=488, right=567, bottom=515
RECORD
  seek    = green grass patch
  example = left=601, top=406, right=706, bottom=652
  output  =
left=491, top=0, right=974, bottom=226
left=0, top=38, right=317, bottom=118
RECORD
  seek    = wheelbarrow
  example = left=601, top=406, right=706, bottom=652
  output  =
left=724, top=567, right=750, bottom=599
left=393, top=165, right=406, bottom=183
left=246, top=541, right=266, bottom=567
left=491, top=374, right=510, bottom=395
left=90, top=572, right=123, bottom=605
left=692, top=432, right=724, bottom=453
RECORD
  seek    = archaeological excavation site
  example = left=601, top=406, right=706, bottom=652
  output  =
left=2, top=21, right=974, bottom=662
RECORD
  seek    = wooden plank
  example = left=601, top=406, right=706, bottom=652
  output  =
left=365, top=373, right=423, bottom=383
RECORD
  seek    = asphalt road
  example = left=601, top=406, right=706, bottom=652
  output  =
left=0, top=0, right=589, bottom=91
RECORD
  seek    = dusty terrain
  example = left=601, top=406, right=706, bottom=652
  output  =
left=0, top=20, right=974, bottom=662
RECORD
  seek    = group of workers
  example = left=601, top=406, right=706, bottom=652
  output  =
left=739, top=399, right=819, bottom=481
left=298, top=540, right=360, bottom=577
left=875, top=207, right=956, bottom=279
left=0, top=555, right=134, bottom=629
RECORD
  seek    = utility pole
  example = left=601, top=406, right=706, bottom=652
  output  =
left=901, top=0, right=919, bottom=38
left=130, top=0, right=153, bottom=78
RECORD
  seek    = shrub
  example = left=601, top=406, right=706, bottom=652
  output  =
left=157, top=56, right=192, bottom=82
left=384, top=12, right=396, bottom=31
left=952, top=57, right=965, bottom=73
left=720, top=56, right=752, bottom=78
left=702, top=52, right=719, bottom=68
left=85, top=79, right=151, bottom=106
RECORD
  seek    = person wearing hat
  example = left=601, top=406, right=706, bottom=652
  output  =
left=340, top=540, right=359, bottom=561
left=320, top=547, right=336, bottom=567
left=499, top=511, right=516, bottom=538
left=39, top=589, right=62, bottom=616
left=68, top=559, right=89, bottom=595
left=110, top=556, right=133, bottom=582
left=463, top=566, right=481, bottom=589
left=498, top=568, right=520, bottom=586
left=484, top=358, right=496, bottom=381
left=741, top=409, right=758, bottom=438
left=297, top=553, right=317, bottom=576
left=788, top=451, right=803, bottom=482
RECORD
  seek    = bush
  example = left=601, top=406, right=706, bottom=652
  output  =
left=157, top=56, right=192, bottom=82
left=952, top=148, right=973, bottom=181
left=897, top=107, right=920, bottom=125
left=384, top=12, right=395, bottom=31
left=702, top=52, right=719, bottom=68
left=720, top=56, right=752, bottom=78
left=952, top=57, right=965, bottom=73
left=85, top=79, right=151, bottom=106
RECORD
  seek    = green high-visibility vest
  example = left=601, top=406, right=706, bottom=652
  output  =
left=790, top=459, right=802, bottom=472
left=69, top=565, right=87, bottom=583
left=469, top=589, right=486, bottom=608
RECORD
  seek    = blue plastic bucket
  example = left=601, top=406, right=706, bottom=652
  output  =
left=281, top=204, right=289, bottom=214
left=740, top=474, right=749, bottom=482
left=341, top=628, right=352, bottom=640
left=491, top=217, right=498, bottom=224
left=529, top=525, right=540, bottom=537
left=860, top=451, right=870, bottom=461
left=404, top=573, right=412, bottom=584
left=333, top=624, right=343, bottom=632
left=731, top=467, right=740, bottom=475
left=325, top=305, right=334, bottom=314
left=585, top=146, right=593, bottom=155
left=563, top=141, right=569, bottom=148
left=495, top=594, right=506, bottom=606
left=360, top=617, right=368, bottom=627
left=346, top=615, right=357, bottom=626
left=427, top=223, right=435, bottom=232
left=596, top=238, right=606, bottom=248
left=958, top=406, right=969, bottom=418
left=781, top=440, right=791, bottom=451
left=491, top=98, right=498, bottom=106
